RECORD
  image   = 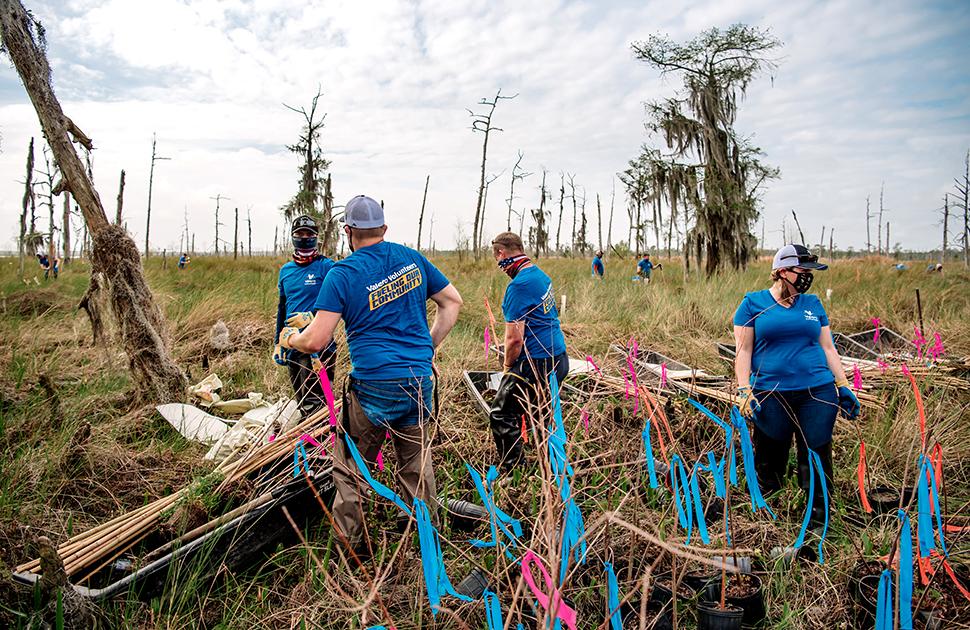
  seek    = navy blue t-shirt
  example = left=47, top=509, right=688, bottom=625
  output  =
left=314, top=241, right=449, bottom=380
left=502, top=265, right=567, bottom=360
left=591, top=257, right=604, bottom=276
left=278, top=256, right=337, bottom=355
left=732, top=290, right=834, bottom=391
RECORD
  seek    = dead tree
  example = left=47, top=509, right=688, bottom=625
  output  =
left=115, top=169, right=125, bottom=225
left=941, top=194, right=949, bottom=265
left=1, top=0, right=186, bottom=400
left=865, top=195, right=872, bottom=253
left=210, top=194, right=228, bottom=255
left=468, top=89, right=516, bottom=257
left=530, top=168, right=549, bottom=258
left=567, top=173, right=578, bottom=250
left=233, top=207, right=239, bottom=259
left=417, top=175, right=429, bottom=251
left=505, top=150, right=531, bottom=231
left=37, top=146, right=57, bottom=269
left=61, top=191, right=70, bottom=264
left=829, top=229, right=834, bottom=260
left=596, top=193, right=603, bottom=252
left=877, top=183, right=885, bottom=255
left=607, top=178, right=615, bottom=250
left=555, top=173, right=565, bottom=252
left=18, top=136, right=34, bottom=280
left=247, top=208, right=252, bottom=257
left=144, top=133, right=170, bottom=257
left=790, top=210, right=806, bottom=245
left=955, top=149, right=969, bottom=267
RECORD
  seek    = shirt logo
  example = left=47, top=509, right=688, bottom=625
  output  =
left=304, top=273, right=317, bottom=285
left=368, top=264, right=423, bottom=311
left=804, top=310, right=819, bottom=322
left=541, top=284, right=555, bottom=314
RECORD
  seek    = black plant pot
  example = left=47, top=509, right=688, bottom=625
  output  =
left=685, top=570, right=719, bottom=592
left=650, top=572, right=696, bottom=610
left=851, top=573, right=882, bottom=628
left=702, top=574, right=766, bottom=627
left=868, top=485, right=915, bottom=515
left=697, top=600, right=744, bottom=630
left=622, top=602, right=673, bottom=630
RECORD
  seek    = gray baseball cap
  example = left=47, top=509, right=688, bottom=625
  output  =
left=772, top=244, right=828, bottom=270
left=342, top=195, right=385, bottom=229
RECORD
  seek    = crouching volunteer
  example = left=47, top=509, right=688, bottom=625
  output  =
left=489, top=231, right=568, bottom=473
left=280, top=195, right=463, bottom=555
left=732, top=244, right=860, bottom=529
left=273, top=215, right=337, bottom=419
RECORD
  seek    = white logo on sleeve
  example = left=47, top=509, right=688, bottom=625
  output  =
left=304, top=273, right=317, bottom=285
left=804, top=310, right=819, bottom=322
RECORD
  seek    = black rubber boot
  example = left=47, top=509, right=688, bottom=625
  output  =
left=752, top=426, right=790, bottom=496
left=797, top=440, right=833, bottom=529
left=489, top=375, right=526, bottom=472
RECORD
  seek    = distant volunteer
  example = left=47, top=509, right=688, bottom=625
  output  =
left=733, top=244, right=860, bottom=529
left=636, top=253, right=661, bottom=283
left=489, top=231, right=569, bottom=473
left=273, top=215, right=337, bottom=419
left=591, top=251, right=605, bottom=279
left=281, top=195, right=463, bottom=555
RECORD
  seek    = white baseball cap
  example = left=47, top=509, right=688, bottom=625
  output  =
left=772, top=244, right=828, bottom=271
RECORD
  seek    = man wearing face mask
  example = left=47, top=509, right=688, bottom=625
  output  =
left=273, top=215, right=337, bottom=418
left=732, top=244, right=860, bottom=530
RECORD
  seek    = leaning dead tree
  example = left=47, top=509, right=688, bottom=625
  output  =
left=281, top=88, right=337, bottom=254
left=1, top=0, right=186, bottom=399
left=633, top=24, right=781, bottom=275
left=417, top=175, right=430, bottom=251
left=469, top=89, right=516, bottom=258
left=115, top=169, right=125, bottom=225
left=144, top=133, right=170, bottom=257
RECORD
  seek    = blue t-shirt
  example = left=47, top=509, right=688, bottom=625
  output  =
left=591, top=257, right=604, bottom=276
left=314, top=241, right=449, bottom=380
left=502, top=265, right=567, bottom=360
left=637, top=259, right=653, bottom=275
left=278, top=256, right=337, bottom=354
left=732, top=290, right=834, bottom=392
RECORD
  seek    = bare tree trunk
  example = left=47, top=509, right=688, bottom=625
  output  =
left=818, top=226, right=825, bottom=253
left=247, top=209, right=252, bottom=257
left=61, top=191, right=71, bottom=264
left=233, top=207, right=239, bottom=259
left=607, top=179, right=615, bottom=250
left=145, top=135, right=155, bottom=257
left=877, top=183, right=885, bottom=255
left=472, top=124, right=490, bottom=257
left=790, top=210, right=806, bottom=245
left=596, top=193, right=603, bottom=252
left=417, top=175, right=429, bottom=251
left=1, top=0, right=186, bottom=401
left=667, top=192, right=676, bottom=259
left=961, top=150, right=969, bottom=267
left=555, top=173, right=564, bottom=252
left=865, top=195, right=871, bottom=253
left=829, top=229, right=834, bottom=261
left=568, top=173, right=577, bottom=251
left=886, top=221, right=890, bottom=256
left=18, top=137, right=34, bottom=281
left=942, top=194, right=949, bottom=265
left=273, top=226, right=278, bottom=256
left=115, top=169, right=125, bottom=226
left=191, top=233, right=195, bottom=256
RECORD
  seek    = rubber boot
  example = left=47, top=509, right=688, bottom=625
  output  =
left=796, top=440, right=833, bottom=529
left=489, top=376, right=525, bottom=473
left=752, top=426, right=790, bottom=496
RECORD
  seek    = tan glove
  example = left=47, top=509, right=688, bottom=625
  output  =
left=737, top=385, right=761, bottom=419
left=311, top=355, right=323, bottom=374
left=279, top=326, right=299, bottom=349
left=285, top=311, right=314, bottom=329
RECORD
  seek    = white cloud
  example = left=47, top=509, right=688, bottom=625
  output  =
left=0, top=0, right=968, bottom=255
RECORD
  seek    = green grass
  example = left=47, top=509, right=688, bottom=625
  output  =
left=0, top=252, right=968, bottom=628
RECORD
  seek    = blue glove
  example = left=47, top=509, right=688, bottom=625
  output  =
left=836, top=383, right=860, bottom=419
left=273, top=343, right=288, bottom=366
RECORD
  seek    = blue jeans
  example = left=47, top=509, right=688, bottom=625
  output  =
left=753, top=384, right=838, bottom=450
left=349, top=375, right=433, bottom=428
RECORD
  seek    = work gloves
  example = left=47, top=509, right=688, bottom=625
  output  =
left=737, top=385, right=760, bottom=419
left=835, top=378, right=861, bottom=419
left=285, top=311, right=314, bottom=329
left=311, top=354, right=323, bottom=374
left=279, top=327, right=299, bottom=349
left=273, top=343, right=287, bottom=366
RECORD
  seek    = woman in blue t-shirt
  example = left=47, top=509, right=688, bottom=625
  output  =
left=733, top=244, right=860, bottom=530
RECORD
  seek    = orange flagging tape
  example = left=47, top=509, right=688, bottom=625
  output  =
left=929, top=550, right=970, bottom=602
left=857, top=441, right=873, bottom=514
left=901, top=365, right=927, bottom=449
left=520, top=414, right=528, bottom=444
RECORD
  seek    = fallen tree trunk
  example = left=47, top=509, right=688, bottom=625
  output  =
left=1, top=0, right=186, bottom=402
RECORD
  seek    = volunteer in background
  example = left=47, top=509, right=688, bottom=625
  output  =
left=636, top=253, right=660, bottom=283
left=733, top=244, right=860, bottom=529
left=281, top=195, right=463, bottom=556
left=591, top=251, right=605, bottom=279
left=489, top=231, right=569, bottom=473
left=273, top=215, right=337, bottom=419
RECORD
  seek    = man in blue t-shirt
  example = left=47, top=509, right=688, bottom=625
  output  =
left=272, top=215, right=338, bottom=419
left=489, top=231, right=568, bottom=472
left=636, top=253, right=661, bottom=283
left=591, top=251, right=604, bottom=279
left=281, top=195, right=463, bottom=551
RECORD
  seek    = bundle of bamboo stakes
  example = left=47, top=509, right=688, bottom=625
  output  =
left=15, top=406, right=335, bottom=584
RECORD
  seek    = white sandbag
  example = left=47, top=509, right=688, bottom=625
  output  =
left=156, top=403, right=230, bottom=443
left=204, top=398, right=302, bottom=464
left=187, top=373, right=224, bottom=407
left=210, top=392, right=269, bottom=414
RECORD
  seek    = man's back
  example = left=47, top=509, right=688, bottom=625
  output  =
left=315, top=240, right=448, bottom=379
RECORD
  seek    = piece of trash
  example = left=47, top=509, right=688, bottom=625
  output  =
left=156, top=403, right=229, bottom=443
left=188, top=373, right=224, bottom=406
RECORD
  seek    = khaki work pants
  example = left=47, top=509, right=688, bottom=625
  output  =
left=332, top=390, right=437, bottom=546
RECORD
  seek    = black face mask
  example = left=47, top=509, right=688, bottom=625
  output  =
left=791, top=270, right=814, bottom=293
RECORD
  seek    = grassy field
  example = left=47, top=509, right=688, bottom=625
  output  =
left=0, top=251, right=968, bottom=629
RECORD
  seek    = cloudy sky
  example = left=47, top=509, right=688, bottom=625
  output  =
left=1, top=0, right=968, bottom=255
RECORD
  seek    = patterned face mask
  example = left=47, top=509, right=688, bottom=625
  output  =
left=791, top=270, right=814, bottom=293
left=497, top=254, right=530, bottom=278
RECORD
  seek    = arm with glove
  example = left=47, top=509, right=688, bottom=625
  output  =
left=273, top=286, right=288, bottom=366
left=819, top=325, right=860, bottom=419
left=733, top=324, right=760, bottom=418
